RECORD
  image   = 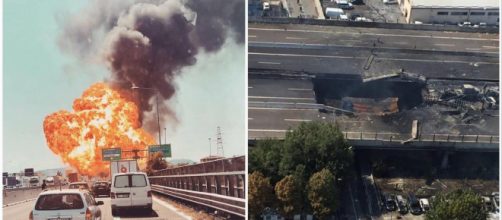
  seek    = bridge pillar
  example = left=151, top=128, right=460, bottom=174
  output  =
left=441, top=151, right=450, bottom=169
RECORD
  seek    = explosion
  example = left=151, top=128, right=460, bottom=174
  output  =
left=43, top=83, right=155, bottom=176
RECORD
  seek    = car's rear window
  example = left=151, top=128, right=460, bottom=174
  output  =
left=114, top=175, right=129, bottom=188
left=69, top=184, right=88, bottom=189
left=131, top=174, right=147, bottom=187
left=114, top=174, right=147, bottom=187
left=94, top=182, right=108, bottom=187
left=35, top=194, right=84, bottom=210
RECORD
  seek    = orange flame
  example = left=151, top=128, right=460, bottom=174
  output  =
left=43, top=83, right=155, bottom=176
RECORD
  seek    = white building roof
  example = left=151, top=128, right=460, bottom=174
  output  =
left=411, top=0, right=499, bottom=9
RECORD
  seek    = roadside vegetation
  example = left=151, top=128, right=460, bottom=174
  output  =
left=249, top=121, right=353, bottom=219
left=426, top=189, right=488, bottom=220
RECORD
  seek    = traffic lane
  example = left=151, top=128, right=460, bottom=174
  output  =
left=96, top=196, right=188, bottom=220
left=3, top=200, right=35, bottom=220
left=249, top=78, right=315, bottom=99
left=249, top=50, right=499, bottom=81
left=249, top=28, right=499, bottom=53
left=249, top=23, right=500, bottom=41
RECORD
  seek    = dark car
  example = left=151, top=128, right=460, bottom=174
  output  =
left=351, top=0, right=364, bottom=5
left=409, top=193, right=422, bottom=215
left=384, top=194, right=398, bottom=211
left=68, top=182, right=90, bottom=191
left=92, top=181, right=111, bottom=197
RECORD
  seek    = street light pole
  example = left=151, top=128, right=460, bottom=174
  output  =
left=132, top=86, right=162, bottom=145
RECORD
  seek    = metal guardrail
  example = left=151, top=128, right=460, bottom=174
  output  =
left=149, top=156, right=245, bottom=218
left=343, top=131, right=499, bottom=144
left=151, top=185, right=245, bottom=218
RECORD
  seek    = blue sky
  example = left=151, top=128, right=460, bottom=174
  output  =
left=3, top=0, right=245, bottom=173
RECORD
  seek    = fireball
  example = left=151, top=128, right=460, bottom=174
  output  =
left=43, top=83, right=155, bottom=176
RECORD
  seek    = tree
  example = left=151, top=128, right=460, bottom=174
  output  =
left=426, top=189, right=488, bottom=220
left=307, top=168, right=338, bottom=220
left=249, top=171, right=275, bottom=219
left=279, top=122, right=353, bottom=180
left=275, top=175, right=303, bottom=217
left=249, top=139, right=283, bottom=184
left=145, top=152, right=169, bottom=176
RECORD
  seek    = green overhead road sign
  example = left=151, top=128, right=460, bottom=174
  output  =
left=148, top=144, right=171, bottom=157
left=102, top=148, right=122, bottom=161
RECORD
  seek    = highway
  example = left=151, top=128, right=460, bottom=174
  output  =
left=249, top=23, right=499, bottom=81
left=3, top=195, right=189, bottom=220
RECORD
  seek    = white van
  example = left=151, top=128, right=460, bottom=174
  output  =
left=110, top=172, right=152, bottom=215
left=325, top=7, right=345, bottom=19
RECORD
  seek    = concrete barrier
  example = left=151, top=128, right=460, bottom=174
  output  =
left=3, top=187, right=43, bottom=206
left=249, top=17, right=499, bottom=34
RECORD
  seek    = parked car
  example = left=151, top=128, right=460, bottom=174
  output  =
left=111, top=172, right=152, bottom=215
left=69, top=182, right=90, bottom=191
left=383, top=0, right=398, bottom=4
left=408, top=193, right=422, bottom=215
left=384, top=194, right=398, bottom=211
left=355, top=17, right=373, bottom=22
left=492, top=192, right=500, bottom=213
left=337, top=0, right=354, bottom=9
left=482, top=196, right=494, bottom=212
left=30, top=189, right=103, bottom=220
left=263, top=2, right=270, bottom=10
left=396, top=195, right=409, bottom=214
left=351, top=0, right=364, bottom=5
left=419, top=198, right=430, bottom=212
left=92, top=181, right=111, bottom=197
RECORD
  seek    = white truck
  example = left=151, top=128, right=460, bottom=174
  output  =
left=110, top=160, right=139, bottom=177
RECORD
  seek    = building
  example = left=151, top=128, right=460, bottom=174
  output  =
left=399, top=0, right=499, bottom=25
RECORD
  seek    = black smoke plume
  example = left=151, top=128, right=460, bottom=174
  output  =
left=58, top=0, right=244, bottom=132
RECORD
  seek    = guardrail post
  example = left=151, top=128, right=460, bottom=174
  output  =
left=461, top=135, right=464, bottom=142
left=433, top=134, right=435, bottom=142
left=446, top=134, right=449, bottom=142
left=490, top=136, right=493, bottom=143
left=375, top=132, right=378, bottom=140
left=360, top=132, right=363, bottom=140
left=345, top=132, right=348, bottom=139
left=476, top=135, right=479, bottom=142
left=390, top=135, right=393, bottom=142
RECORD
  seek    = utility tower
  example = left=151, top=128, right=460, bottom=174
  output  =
left=216, top=126, right=224, bottom=157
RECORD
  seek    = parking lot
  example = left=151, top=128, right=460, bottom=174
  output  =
left=320, top=0, right=405, bottom=22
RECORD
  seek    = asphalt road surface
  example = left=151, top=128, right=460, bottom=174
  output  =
left=249, top=23, right=499, bottom=81
left=3, top=195, right=188, bottom=220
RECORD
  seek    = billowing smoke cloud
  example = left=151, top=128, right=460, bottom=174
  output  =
left=58, top=0, right=244, bottom=131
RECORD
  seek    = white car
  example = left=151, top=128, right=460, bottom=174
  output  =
left=263, top=2, right=270, bottom=10
left=419, top=198, right=430, bottom=212
left=111, top=172, right=152, bottom=215
left=383, top=0, right=398, bottom=4
left=30, top=189, right=103, bottom=220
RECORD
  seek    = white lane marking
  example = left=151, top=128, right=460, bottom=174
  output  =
left=482, top=45, right=499, bottom=49
left=257, top=61, right=281, bottom=65
left=248, top=86, right=254, bottom=89
left=392, top=42, right=408, bottom=45
left=466, top=48, right=481, bottom=50
left=250, top=52, right=499, bottom=65
left=249, top=95, right=314, bottom=100
left=153, top=197, right=192, bottom=220
left=288, top=88, right=312, bottom=91
left=249, top=107, right=318, bottom=111
left=249, top=129, right=288, bottom=132
left=250, top=52, right=360, bottom=60
left=248, top=35, right=257, bottom=38
left=284, top=119, right=312, bottom=122
left=434, top=43, right=455, bottom=47
left=340, top=39, right=362, bottom=42
left=286, top=36, right=306, bottom=40
left=249, top=27, right=500, bottom=41
left=248, top=118, right=254, bottom=120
